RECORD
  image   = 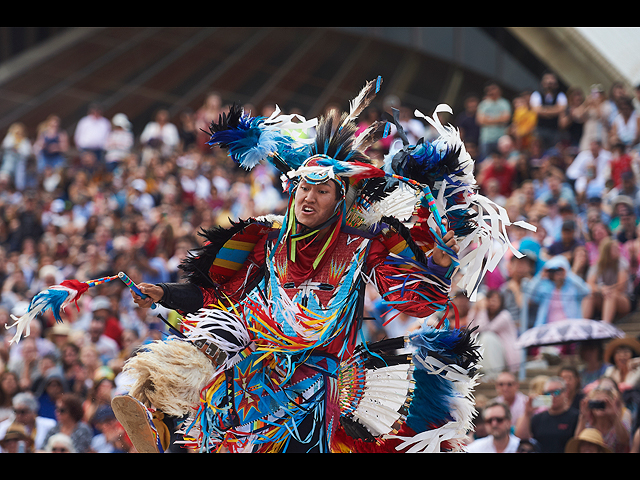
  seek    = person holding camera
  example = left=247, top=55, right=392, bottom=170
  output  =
left=575, top=378, right=632, bottom=453
left=514, top=376, right=580, bottom=453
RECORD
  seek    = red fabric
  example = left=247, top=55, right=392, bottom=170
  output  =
left=60, top=279, right=90, bottom=312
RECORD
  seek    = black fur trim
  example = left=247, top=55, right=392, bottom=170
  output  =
left=179, top=218, right=263, bottom=289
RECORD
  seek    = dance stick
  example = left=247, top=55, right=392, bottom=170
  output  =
left=118, top=272, right=157, bottom=309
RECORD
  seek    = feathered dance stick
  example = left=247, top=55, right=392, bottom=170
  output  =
left=5, top=275, right=118, bottom=344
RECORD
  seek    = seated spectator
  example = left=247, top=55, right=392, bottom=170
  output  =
left=560, top=366, right=585, bottom=411
left=582, top=237, right=632, bottom=323
left=565, top=428, right=613, bottom=453
left=577, top=340, right=610, bottom=389
left=43, top=432, right=76, bottom=453
left=0, top=422, right=35, bottom=453
left=602, top=336, right=640, bottom=393
left=537, top=168, right=578, bottom=213
left=477, top=149, right=517, bottom=199
left=524, top=255, right=591, bottom=328
left=0, top=391, right=56, bottom=452
left=575, top=379, right=632, bottom=453
left=42, top=393, right=93, bottom=453
left=471, top=290, right=521, bottom=376
left=466, top=400, right=521, bottom=453
left=584, top=219, right=612, bottom=267
left=492, top=371, right=529, bottom=428
left=546, top=219, right=582, bottom=259
left=608, top=142, right=633, bottom=189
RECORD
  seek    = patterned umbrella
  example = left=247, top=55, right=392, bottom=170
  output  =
left=516, top=319, right=625, bottom=349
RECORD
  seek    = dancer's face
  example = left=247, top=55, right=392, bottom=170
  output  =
left=294, top=179, right=340, bottom=229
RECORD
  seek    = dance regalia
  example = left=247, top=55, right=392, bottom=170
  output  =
left=7, top=78, right=533, bottom=453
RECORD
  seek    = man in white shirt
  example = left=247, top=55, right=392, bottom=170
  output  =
left=466, top=400, right=521, bottom=453
left=566, top=140, right=612, bottom=199
left=74, top=103, right=112, bottom=161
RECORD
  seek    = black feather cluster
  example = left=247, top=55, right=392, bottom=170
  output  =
left=313, top=112, right=370, bottom=164
left=208, top=102, right=244, bottom=136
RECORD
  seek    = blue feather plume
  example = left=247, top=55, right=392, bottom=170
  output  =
left=207, top=105, right=313, bottom=173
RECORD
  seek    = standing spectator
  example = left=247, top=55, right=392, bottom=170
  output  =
left=33, top=114, right=69, bottom=175
left=492, top=371, right=529, bottom=429
left=510, top=90, right=537, bottom=153
left=1, top=122, right=32, bottom=190
left=73, top=103, right=112, bottom=163
left=42, top=393, right=93, bottom=453
left=581, top=237, right=632, bottom=324
left=139, top=108, right=180, bottom=164
left=466, top=400, right=521, bottom=453
left=566, top=140, right=611, bottom=202
left=476, top=81, right=512, bottom=161
left=609, top=96, right=639, bottom=149
left=195, top=91, right=223, bottom=154
left=104, top=113, right=134, bottom=174
left=559, top=86, right=587, bottom=151
left=455, top=93, right=480, bottom=147
left=515, top=376, right=580, bottom=453
left=530, top=72, right=568, bottom=152
left=580, top=84, right=612, bottom=151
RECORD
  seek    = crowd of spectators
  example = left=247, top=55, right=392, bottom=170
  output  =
left=0, top=71, right=640, bottom=453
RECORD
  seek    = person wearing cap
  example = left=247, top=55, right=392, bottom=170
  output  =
left=89, top=405, right=132, bottom=453
left=565, top=427, right=613, bottom=453
left=546, top=218, right=583, bottom=258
